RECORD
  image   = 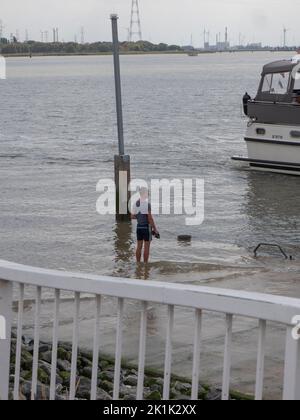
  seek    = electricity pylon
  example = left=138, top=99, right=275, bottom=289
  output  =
left=129, top=0, right=142, bottom=42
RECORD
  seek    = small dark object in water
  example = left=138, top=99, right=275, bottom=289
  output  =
left=177, top=235, right=192, bottom=242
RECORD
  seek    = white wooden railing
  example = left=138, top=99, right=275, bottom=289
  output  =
left=0, top=259, right=300, bottom=401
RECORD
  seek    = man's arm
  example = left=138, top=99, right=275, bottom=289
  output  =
left=148, top=211, right=158, bottom=233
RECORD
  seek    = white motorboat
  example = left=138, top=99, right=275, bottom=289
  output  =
left=232, top=54, right=300, bottom=175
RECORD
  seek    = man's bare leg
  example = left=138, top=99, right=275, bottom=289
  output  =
left=144, top=241, right=151, bottom=263
left=136, top=241, right=143, bottom=262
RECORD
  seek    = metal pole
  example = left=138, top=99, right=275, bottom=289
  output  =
left=110, top=14, right=130, bottom=221
left=111, top=14, right=125, bottom=156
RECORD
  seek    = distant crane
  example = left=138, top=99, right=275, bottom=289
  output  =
left=129, top=0, right=142, bottom=42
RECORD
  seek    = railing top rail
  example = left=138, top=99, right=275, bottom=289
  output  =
left=1, top=259, right=300, bottom=325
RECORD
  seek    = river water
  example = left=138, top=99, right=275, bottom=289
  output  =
left=1, top=52, right=300, bottom=398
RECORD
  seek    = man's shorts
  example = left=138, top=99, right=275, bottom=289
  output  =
left=137, top=226, right=152, bottom=242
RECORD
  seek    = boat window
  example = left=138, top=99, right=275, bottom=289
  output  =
left=291, top=131, right=300, bottom=138
left=262, top=72, right=290, bottom=95
left=272, top=73, right=290, bottom=94
left=256, top=128, right=266, bottom=135
left=262, top=74, right=272, bottom=93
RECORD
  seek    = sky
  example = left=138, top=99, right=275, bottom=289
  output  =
left=0, top=0, right=300, bottom=47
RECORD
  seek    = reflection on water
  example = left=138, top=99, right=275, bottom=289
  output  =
left=113, top=221, right=134, bottom=263
left=135, top=263, right=151, bottom=280
left=177, top=240, right=192, bottom=248
left=113, top=221, right=135, bottom=276
left=113, top=222, right=153, bottom=280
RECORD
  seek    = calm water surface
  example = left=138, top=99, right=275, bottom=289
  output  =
left=1, top=52, right=300, bottom=275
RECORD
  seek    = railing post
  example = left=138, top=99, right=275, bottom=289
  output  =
left=283, top=326, right=300, bottom=400
left=0, top=280, right=13, bottom=401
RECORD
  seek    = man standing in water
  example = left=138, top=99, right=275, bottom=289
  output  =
left=131, top=187, right=159, bottom=263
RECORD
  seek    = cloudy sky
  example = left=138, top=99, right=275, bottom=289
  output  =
left=1, top=0, right=299, bottom=47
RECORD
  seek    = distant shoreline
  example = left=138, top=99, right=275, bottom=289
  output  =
left=2, top=51, right=184, bottom=58
left=2, top=49, right=295, bottom=58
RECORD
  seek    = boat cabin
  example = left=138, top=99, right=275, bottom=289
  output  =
left=246, top=56, right=300, bottom=125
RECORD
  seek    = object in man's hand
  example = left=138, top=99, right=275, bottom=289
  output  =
left=152, top=231, right=160, bottom=239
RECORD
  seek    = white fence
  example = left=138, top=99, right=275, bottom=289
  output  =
left=0, top=259, right=300, bottom=401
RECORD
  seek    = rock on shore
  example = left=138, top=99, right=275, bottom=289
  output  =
left=9, top=334, right=236, bottom=401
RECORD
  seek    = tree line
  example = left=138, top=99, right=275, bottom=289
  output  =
left=0, top=39, right=183, bottom=55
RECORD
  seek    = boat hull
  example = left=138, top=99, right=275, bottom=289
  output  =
left=244, top=123, right=300, bottom=175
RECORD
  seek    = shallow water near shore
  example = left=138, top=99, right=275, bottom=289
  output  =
left=1, top=52, right=300, bottom=398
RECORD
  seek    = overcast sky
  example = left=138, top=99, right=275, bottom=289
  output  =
left=1, top=0, right=299, bottom=47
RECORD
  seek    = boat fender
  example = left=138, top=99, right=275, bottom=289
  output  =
left=243, top=92, right=251, bottom=116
